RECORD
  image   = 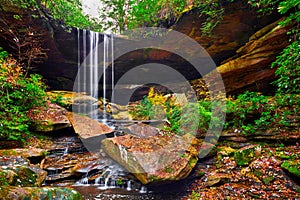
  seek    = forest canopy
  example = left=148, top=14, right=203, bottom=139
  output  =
left=2, top=0, right=296, bottom=34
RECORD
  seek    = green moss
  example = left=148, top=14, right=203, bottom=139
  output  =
left=0, top=150, right=17, bottom=156
left=197, top=171, right=205, bottom=177
left=0, top=186, right=82, bottom=200
left=0, top=171, right=10, bottom=186
left=281, top=160, right=300, bottom=177
left=253, top=169, right=262, bottom=178
left=262, top=176, right=275, bottom=185
left=234, top=145, right=261, bottom=166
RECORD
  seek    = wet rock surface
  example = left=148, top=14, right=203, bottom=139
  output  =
left=0, top=126, right=299, bottom=199
left=27, top=102, right=71, bottom=132
left=66, top=112, right=114, bottom=139
left=0, top=155, right=47, bottom=187
left=182, top=142, right=300, bottom=199
left=0, top=148, right=47, bottom=160
left=0, top=186, right=82, bottom=200
left=101, top=131, right=202, bottom=185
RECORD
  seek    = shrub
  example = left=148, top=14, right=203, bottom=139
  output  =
left=130, top=87, right=218, bottom=135
left=225, top=92, right=299, bottom=134
left=0, top=57, right=47, bottom=142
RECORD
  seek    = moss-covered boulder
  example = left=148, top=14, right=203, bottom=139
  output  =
left=27, top=102, right=71, bottom=132
left=0, top=166, right=47, bottom=187
left=0, top=186, right=82, bottom=200
left=101, top=132, right=205, bottom=185
left=46, top=90, right=99, bottom=110
left=234, top=145, right=261, bottom=166
left=0, top=148, right=48, bottom=160
left=206, top=173, right=231, bottom=187
left=281, top=159, right=300, bottom=178
left=0, top=156, right=47, bottom=187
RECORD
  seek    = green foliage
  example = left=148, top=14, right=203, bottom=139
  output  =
left=0, top=58, right=47, bottom=142
left=43, top=0, right=102, bottom=30
left=248, top=0, right=281, bottom=15
left=272, top=39, right=300, bottom=94
left=130, top=88, right=220, bottom=135
left=226, top=92, right=299, bottom=134
left=0, top=171, right=10, bottom=186
left=6, top=0, right=102, bottom=31
left=277, top=0, right=300, bottom=26
left=194, top=0, right=226, bottom=34
left=189, top=190, right=201, bottom=200
left=0, top=47, right=8, bottom=62
left=99, top=0, right=233, bottom=34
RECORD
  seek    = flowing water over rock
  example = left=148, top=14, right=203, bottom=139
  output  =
left=42, top=129, right=193, bottom=199
left=40, top=29, right=195, bottom=199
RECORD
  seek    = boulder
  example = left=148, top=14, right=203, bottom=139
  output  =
left=205, top=173, right=231, bottom=187
left=125, top=123, right=160, bottom=138
left=46, top=90, right=99, bottom=111
left=27, top=102, right=71, bottom=132
left=0, top=148, right=48, bottom=160
left=0, top=186, right=82, bottom=200
left=101, top=132, right=205, bottom=185
left=66, top=112, right=114, bottom=139
left=234, top=145, right=261, bottom=166
left=0, top=156, right=47, bottom=187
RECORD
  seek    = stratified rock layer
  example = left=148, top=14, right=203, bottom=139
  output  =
left=203, top=18, right=290, bottom=95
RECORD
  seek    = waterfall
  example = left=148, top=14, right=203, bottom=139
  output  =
left=76, top=30, right=114, bottom=122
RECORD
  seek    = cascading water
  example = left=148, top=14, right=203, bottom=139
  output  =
left=75, top=29, right=114, bottom=122
left=72, top=29, right=145, bottom=192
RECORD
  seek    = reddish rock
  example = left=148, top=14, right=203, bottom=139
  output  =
left=204, top=18, right=290, bottom=95
left=27, top=102, right=71, bottom=132
left=101, top=133, right=206, bottom=185
left=66, top=112, right=114, bottom=139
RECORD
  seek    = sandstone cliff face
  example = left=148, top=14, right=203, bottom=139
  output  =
left=203, top=18, right=290, bottom=95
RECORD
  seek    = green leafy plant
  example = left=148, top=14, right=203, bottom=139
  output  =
left=0, top=57, right=47, bottom=143
left=130, top=88, right=219, bottom=135
left=98, top=0, right=236, bottom=34
left=272, top=40, right=300, bottom=94
left=5, top=0, right=102, bottom=31
left=0, top=47, right=8, bottom=62
left=225, top=91, right=299, bottom=134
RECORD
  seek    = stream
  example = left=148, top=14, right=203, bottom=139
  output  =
left=42, top=127, right=192, bottom=200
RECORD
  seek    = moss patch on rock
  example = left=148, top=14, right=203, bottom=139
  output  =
left=234, top=145, right=261, bottom=166
left=281, top=160, right=300, bottom=178
left=0, top=186, right=82, bottom=200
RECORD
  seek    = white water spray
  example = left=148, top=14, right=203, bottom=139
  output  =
left=76, top=30, right=114, bottom=122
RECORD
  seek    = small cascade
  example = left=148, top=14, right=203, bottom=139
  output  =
left=70, top=30, right=151, bottom=194
left=127, top=180, right=132, bottom=191
left=75, top=29, right=114, bottom=124
left=140, top=186, right=147, bottom=193
left=63, top=146, right=68, bottom=155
